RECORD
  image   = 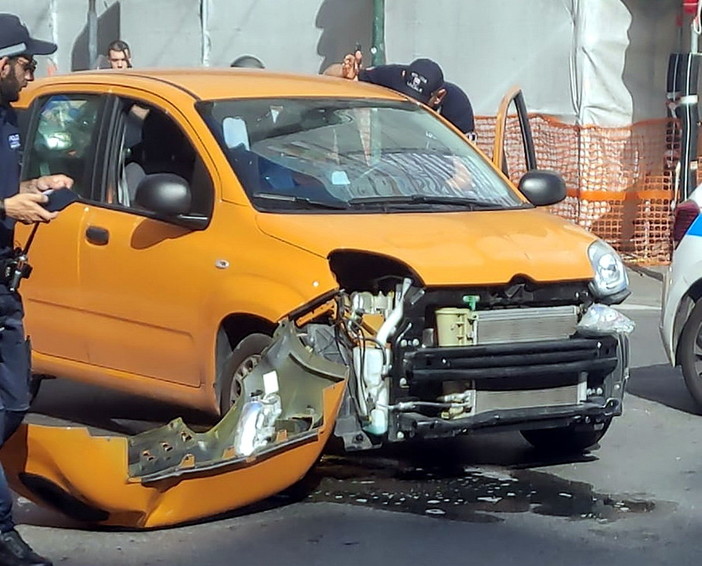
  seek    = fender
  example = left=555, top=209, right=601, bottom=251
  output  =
left=203, top=272, right=338, bottom=327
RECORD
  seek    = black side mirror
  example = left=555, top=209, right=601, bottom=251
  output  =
left=518, top=170, right=566, bottom=206
left=135, top=173, right=208, bottom=229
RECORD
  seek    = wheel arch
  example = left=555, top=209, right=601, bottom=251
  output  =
left=215, top=313, right=277, bottom=400
left=674, top=279, right=702, bottom=365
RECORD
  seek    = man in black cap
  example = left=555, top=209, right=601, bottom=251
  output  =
left=325, top=53, right=476, bottom=139
left=0, top=13, right=73, bottom=566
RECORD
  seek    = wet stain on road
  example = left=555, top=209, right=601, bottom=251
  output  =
left=299, top=456, right=657, bottom=523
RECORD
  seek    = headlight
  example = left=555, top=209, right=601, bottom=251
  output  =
left=587, top=240, right=628, bottom=298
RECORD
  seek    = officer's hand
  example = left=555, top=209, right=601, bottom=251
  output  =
left=3, top=193, right=58, bottom=224
left=20, top=174, right=74, bottom=194
left=341, top=52, right=361, bottom=80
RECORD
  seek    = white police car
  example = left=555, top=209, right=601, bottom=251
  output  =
left=661, top=186, right=702, bottom=405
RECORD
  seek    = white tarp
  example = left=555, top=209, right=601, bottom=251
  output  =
left=9, top=0, right=687, bottom=126
left=386, top=0, right=681, bottom=126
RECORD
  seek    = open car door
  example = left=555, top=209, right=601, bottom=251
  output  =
left=0, top=322, right=347, bottom=528
left=492, top=86, right=538, bottom=178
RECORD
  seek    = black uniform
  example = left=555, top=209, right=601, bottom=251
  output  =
left=0, top=104, right=31, bottom=533
left=358, top=65, right=476, bottom=135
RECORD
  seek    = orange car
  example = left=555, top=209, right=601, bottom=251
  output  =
left=1, top=70, right=636, bottom=527
left=13, top=70, right=634, bottom=453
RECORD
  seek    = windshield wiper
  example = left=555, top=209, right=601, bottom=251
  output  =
left=347, top=195, right=504, bottom=209
left=253, top=193, right=348, bottom=210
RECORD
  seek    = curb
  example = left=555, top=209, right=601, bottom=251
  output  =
left=626, top=263, right=664, bottom=282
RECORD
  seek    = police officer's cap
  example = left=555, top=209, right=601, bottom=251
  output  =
left=0, top=14, right=57, bottom=59
left=399, top=59, right=445, bottom=105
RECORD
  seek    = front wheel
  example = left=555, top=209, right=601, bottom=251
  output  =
left=520, top=418, right=612, bottom=453
left=678, top=299, right=702, bottom=407
left=218, top=333, right=272, bottom=414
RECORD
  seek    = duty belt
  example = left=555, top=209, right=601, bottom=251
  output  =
left=0, top=250, right=32, bottom=292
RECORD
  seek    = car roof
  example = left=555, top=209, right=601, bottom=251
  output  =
left=19, top=68, right=409, bottom=103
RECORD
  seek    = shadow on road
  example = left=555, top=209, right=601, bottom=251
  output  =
left=627, top=363, right=702, bottom=416
left=28, top=378, right=214, bottom=436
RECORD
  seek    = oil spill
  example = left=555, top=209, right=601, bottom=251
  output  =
left=300, top=456, right=657, bottom=523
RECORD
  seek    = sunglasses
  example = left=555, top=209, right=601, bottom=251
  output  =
left=12, top=57, right=37, bottom=74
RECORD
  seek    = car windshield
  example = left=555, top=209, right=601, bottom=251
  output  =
left=197, top=98, right=526, bottom=213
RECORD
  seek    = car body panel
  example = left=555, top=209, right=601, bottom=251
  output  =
left=660, top=192, right=702, bottom=363
left=256, top=208, right=598, bottom=285
left=21, top=201, right=340, bottom=411
left=20, top=204, right=88, bottom=362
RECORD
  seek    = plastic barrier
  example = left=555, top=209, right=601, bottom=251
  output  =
left=474, top=114, right=677, bottom=265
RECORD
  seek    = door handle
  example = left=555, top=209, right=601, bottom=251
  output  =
left=85, top=226, right=109, bottom=245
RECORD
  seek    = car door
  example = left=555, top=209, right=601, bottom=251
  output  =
left=18, top=92, right=108, bottom=363
left=492, top=86, right=537, bottom=179
left=77, top=94, right=216, bottom=387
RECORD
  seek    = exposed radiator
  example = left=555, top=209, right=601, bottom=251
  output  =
left=435, top=305, right=579, bottom=346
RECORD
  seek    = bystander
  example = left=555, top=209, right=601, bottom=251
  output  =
left=106, top=39, right=132, bottom=69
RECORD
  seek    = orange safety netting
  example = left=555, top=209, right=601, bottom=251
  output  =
left=474, top=114, right=678, bottom=265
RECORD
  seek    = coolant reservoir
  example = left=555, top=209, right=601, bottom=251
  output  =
left=435, top=308, right=477, bottom=346
left=353, top=347, right=384, bottom=388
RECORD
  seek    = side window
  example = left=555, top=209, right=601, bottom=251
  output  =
left=22, top=94, right=103, bottom=198
left=108, top=98, right=213, bottom=216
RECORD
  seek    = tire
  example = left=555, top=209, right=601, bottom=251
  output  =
left=520, top=418, right=612, bottom=453
left=218, top=333, right=272, bottom=414
left=679, top=299, right=702, bottom=407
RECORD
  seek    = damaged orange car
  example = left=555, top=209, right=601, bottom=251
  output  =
left=0, top=69, right=634, bottom=527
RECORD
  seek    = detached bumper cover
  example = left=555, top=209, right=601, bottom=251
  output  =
left=0, top=322, right=348, bottom=528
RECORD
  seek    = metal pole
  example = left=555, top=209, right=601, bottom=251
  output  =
left=371, top=0, right=386, bottom=66
left=87, top=0, right=97, bottom=69
left=200, top=0, right=211, bottom=66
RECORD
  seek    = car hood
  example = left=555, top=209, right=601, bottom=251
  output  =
left=256, top=209, right=598, bottom=285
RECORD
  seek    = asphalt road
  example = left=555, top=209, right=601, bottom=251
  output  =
left=13, top=266, right=702, bottom=566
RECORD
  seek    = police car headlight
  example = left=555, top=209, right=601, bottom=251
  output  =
left=588, top=240, right=628, bottom=298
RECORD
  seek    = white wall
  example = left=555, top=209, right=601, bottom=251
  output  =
left=4, top=0, right=372, bottom=76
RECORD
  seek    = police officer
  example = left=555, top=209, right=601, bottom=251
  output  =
left=325, top=53, right=476, bottom=139
left=0, top=14, right=73, bottom=566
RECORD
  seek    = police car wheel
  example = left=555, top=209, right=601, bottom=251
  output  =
left=520, top=419, right=612, bottom=453
left=678, top=299, right=702, bottom=406
left=219, top=333, right=272, bottom=415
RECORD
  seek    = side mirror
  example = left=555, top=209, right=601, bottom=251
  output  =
left=518, top=170, right=566, bottom=206
left=135, top=173, right=208, bottom=229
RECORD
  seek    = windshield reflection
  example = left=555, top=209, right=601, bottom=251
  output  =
left=197, top=98, right=525, bottom=212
